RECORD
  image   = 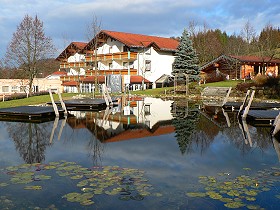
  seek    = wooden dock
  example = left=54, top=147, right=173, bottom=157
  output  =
left=223, top=101, right=280, bottom=111
left=245, top=110, right=280, bottom=125
left=50, top=98, right=118, bottom=111
left=0, top=106, right=66, bottom=123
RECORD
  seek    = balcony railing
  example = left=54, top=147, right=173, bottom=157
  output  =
left=85, top=52, right=137, bottom=62
left=86, top=69, right=137, bottom=76
left=60, top=62, right=88, bottom=69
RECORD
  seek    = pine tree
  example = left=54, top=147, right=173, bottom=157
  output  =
left=172, top=29, right=200, bottom=81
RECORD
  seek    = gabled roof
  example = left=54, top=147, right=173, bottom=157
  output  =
left=130, top=75, right=151, bottom=84
left=51, top=71, right=67, bottom=76
left=200, top=54, right=280, bottom=71
left=85, top=30, right=179, bottom=52
left=56, top=42, right=87, bottom=61
left=229, top=55, right=280, bottom=64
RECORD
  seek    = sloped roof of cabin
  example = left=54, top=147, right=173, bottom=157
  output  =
left=56, top=42, right=87, bottom=61
left=85, top=30, right=179, bottom=52
left=229, top=55, right=280, bottom=63
left=200, top=54, right=280, bottom=71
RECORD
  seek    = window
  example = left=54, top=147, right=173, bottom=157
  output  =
left=2, top=86, right=9, bottom=93
left=145, top=48, right=151, bottom=55
left=145, top=60, right=151, bottom=71
left=11, top=86, right=18, bottom=92
left=109, top=63, right=113, bottom=69
left=20, top=86, right=27, bottom=92
left=123, top=46, right=130, bottom=52
left=123, top=62, right=134, bottom=69
left=33, top=86, right=39, bottom=93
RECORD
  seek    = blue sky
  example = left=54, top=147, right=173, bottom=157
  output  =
left=0, top=0, right=279, bottom=59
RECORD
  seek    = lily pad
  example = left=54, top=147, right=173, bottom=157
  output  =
left=24, top=185, right=42, bottom=190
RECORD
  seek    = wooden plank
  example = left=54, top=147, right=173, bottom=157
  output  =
left=201, top=87, right=231, bottom=97
left=247, top=110, right=280, bottom=120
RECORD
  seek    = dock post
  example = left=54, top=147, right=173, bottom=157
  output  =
left=57, top=89, right=67, bottom=116
left=273, top=111, right=280, bottom=136
left=242, top=90, right=255, bottom=119
left=49, top=89, right=59, bottom=117
left=102, top=84, right=113, bottom=106
left=222, top=87, right=232, bottom=106
left=237, top=90, right=250, bottom=117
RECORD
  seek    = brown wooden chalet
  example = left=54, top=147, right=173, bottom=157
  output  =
left=200, top=54, right=280, bottom=80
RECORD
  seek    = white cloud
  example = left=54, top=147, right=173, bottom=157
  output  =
left=0, top=0, right=280, bottom=58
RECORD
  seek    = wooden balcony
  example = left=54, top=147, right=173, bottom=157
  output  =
left=60, top=62, right=88, bottom=69
left=85, top=52, right=138, bottom=62
left=86, top=69, right=137, bottom=76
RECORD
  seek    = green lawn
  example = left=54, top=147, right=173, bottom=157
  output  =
left=0, top=80, right=249, bottom=108
left=0, top=93, right=78, bottom=108
left=200, top=80, right=244, bottom=87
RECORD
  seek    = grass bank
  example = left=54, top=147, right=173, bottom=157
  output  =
left=0, top=80, right=249, bottom=108
left=0, top=93, right=78, bottom=108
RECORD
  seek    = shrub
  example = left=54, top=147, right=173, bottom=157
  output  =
left=253, top=74, right=267, bottom=86
left=235, top=82, right=255, bottom=92
left=264, top=76, right=280, bottom=88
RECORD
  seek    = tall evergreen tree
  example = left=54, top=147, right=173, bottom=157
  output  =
left=172, top=29, right=200, bottom=81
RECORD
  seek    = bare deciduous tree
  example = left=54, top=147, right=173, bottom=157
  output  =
left=240, top=20, right=256, bottom=54
left=85, top=13, right=102, bottom=98
left=5, top=14, right=56, bottom=94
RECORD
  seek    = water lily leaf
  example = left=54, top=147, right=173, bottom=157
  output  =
left=275, top=194, right=280, bottom=199
left=262, top=187, right=270, bottom=191
left=119, top=195, right=131, bottom=201
left=224, top=201, right=245, bottom=209
left=44, top=165, right=56, bottom=170
left=37, top=175, right=51, bottom=180
left=80, top=199, right=94, bottom=206
left=24, top=185, right=42, bottom=190
left=70, top=175, right=83, bottom=180
left=245, top=190, right=257, bottom=196
left=243, top=168, right=251, bottom=171
left=81, top=188, right=93, bottom=193
left=245, top=196, right=256, bottom=201
left=186, top=192, right=206, bottom=197
left=0, top=182, right=9, bottom=187
left=246, top=204, right=261, bottom=210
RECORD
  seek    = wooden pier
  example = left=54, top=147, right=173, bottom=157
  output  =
left=245, top=110, right=280, bottom=126
left=236, top=90, right=280, bottom=130
left=223, top=101, right=280, bottom=111
left=52, top=98, right=117, bottom=111
left=0, top=106, right=66, bottom=123
left=0, top=86, right=117, bottom=122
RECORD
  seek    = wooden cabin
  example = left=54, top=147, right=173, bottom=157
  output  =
left=200, top=54, right=280, bottom=81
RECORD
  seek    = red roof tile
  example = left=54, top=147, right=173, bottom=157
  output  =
left=230, top=55, right=280, bottom=64
left=51, top=71, right=67, bottom=76
left=62, top=81, right=79, bottom=86
left=72, top=42, right=87, bottom=50
left=130, top=75, right=151, bottom=84
left=101, top=30, right=179, bottom=51
left=104, top=125, right=175, bottom=143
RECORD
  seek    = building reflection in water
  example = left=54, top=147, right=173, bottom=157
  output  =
left=4, top=97, right=280, bottom=164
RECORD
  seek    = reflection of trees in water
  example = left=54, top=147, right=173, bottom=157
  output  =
left=172, top=100, right=274, bottom=156
left=222, top=122, right=273, bottom=154
left=171, top=101, right=200, bottom=154
left=86, top=120, right=105, bottom=167
left=70, top=114, right=105, bottom=166
left=6, top=122, right=51, bottom=164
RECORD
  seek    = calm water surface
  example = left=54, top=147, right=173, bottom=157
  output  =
left=0, top=97, right=279, bottom=209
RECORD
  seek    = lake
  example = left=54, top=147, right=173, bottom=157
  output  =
left=0, top=97, right=279, bottom=209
